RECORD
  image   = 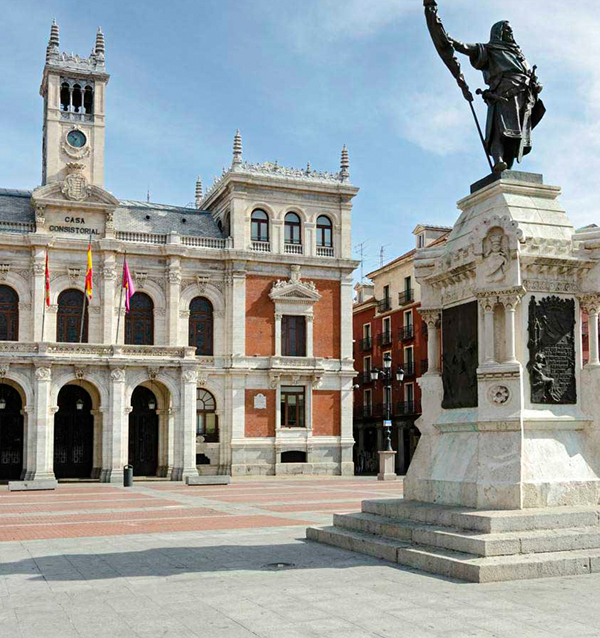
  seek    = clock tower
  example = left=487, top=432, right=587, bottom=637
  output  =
left=40, top=20, right=109, bottom=188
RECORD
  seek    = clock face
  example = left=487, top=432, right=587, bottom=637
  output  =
left=67, top=130, right=87, bottom=148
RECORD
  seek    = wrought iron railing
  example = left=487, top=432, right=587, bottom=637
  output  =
left=395, top=400, right=421, bottom=416
left=377, top=331, right=393, bottom=347
left=398, top=325, right=414, bottom=341
left=359, top=337, right=373, bottom=352
left=398, top=289, right=414, bottom=306
left=377, top=297, right=392, bottom=313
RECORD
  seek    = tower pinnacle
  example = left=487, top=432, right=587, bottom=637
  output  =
left=232, top=129, right=243, bottom=169
left=95, top=27, right=105, bottom=58
left=340, top=144, right=350, bottom=181
left=46, top=19, right=60, bottom=61
left=195, top=176, right=203, bottom=209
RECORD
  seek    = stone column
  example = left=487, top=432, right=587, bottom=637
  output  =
left=498, top=292, right=522, bottom=364
left=101, top=367, right=127, bottom=483
left=102, top=255, right=117, bottom=343
left=306, top=314, right=314, bottom=358
left=228, top=267, right=246, bottom=358
left=340, top=272, right=354, bottom=361
left=581, top=295, right=600, bottom=367
left=421, top=309, right=441, bottom=374
left=173, top=367, right=199, bottom=481
left=31, top=250, right=46, bottom=342
left=21, top=406, right=33, bottom=480
left=274, top=312, right=282, bottom=357
left=339, top=378, right=355, bottom=476
left=479, top=296, right=496, bottom=365
left=166, top=259, right=181, bottom=346
left=29, top=366, right=55, bottom=480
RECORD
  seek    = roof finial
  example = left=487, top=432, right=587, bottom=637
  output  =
left=232, top=129, right=243, bottom=169
left=46, top=19, right=60, bottom=61
left=95, top=27, right=105, bottom=58
left=195, top=176, right=203, bottom=208
left=340, top=145, right=350, bottom=181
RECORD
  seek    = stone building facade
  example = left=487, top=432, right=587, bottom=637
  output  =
left=0, top=23, right=358, bottom=484
left=352, top=226, right=449, bottom=475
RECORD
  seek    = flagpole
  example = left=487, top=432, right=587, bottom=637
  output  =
left=116, top=252, right=126, bottom=344
left=79, top=235, right=92, bottom=344
left=41, top=249, right=48, bottom=343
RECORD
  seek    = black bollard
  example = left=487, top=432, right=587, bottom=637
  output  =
left=123, top=465, right=133, bottom=487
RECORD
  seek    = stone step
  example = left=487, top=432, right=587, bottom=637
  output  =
left=362, top=499, right=600, bottom=533
left=335, top=511, right=600, bottom=558
left=307, top=524, right=600, bottom=583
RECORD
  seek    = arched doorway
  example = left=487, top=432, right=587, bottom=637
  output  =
left=129, top=386, right=159, bottom=476
left=54, top=385, right=94, bottom=479
left=0, top=384, right=23, bottom=480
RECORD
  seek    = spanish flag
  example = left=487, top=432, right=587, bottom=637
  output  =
left=84, top=241, right=93, bottom=299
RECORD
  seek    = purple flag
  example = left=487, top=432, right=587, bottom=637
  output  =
left=122, top=258, right=136, bottom=313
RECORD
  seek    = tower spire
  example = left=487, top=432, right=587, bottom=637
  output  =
left=340, top=144, right=350, bottom=181
left=232, top=129, right=243, bottom=169
left=195, top=176, right=203, bottom=209
left=95, top=27, right=105, bottom=58
left=46, top=19, right=60, bottom=61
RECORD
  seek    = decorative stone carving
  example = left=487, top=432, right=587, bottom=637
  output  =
left=254, top=393, right=267, bottom=410
left=197, top=376, right=208, bottom=387
left=47, top=304, right=58, bottom=314
left=270, top=266, right=321, bottom=305
left=420, top=309, right=441, bottom=329
left=32, top=259, right=45, bottom=276
left=489, top=385, right=510, bottom=405
left=182, top=369, right=198, bottom=384
left=61, top=128, right=91, bottom=160
left=110, top=368, right=126, bottom=382
left=442, top=301, right=478, bottom=409
left=179, top=310, right=190, bottom=318
left=18, top=302, right=31, bottom=312
left=35, top=367, right=52, bottom=381
left=61, top=163, right=92, bottom=201
left=67, top=267, right=81, bottom=284
left=167, top=270, right=181, bottom=285
left=196, top=275, right=210, bottom=292
left=34, top=203, right=46, bottom=225
left=483, top=229, right=509, bottom=283
left=155, top=307, right=166, bottom=316
left=579, top=294, right=600, bottom=316
left=0, top=364, right=9, bottom=378
left=134, top=271, right=148, bottom=288
left=0, top=264, right=10, bottom=282
left=105, top=212, right=114, bottom=230
left=527, top=296, right=576, bottom=404
left=102, top=266, right=117, bottom=281
left=74, top=366, right=86, bottom=380
left=148, top=366, right=161, bottom=380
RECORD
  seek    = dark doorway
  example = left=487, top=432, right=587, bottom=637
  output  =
left=129, top=386, right=159, bottom=476
left=0, top=384, right=23, bottom=481
left=54, top=385, right=94, bottom=479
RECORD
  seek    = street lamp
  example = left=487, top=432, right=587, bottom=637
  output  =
left=396, top=367, right=405, bottom=383
left=382, top=353, right=393, bottom=452
left=75, top=398, right=84, bottom=411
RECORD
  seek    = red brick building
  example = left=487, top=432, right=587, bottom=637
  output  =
left=352, top=226, right=450, bottom=474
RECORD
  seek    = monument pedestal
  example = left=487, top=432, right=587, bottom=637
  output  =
left=377, top=450, right=397, bottom=481
left=308, top=172, right=600, bottom=582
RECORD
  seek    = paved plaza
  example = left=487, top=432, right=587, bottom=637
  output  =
left=1, top=477, right=600, bottom=638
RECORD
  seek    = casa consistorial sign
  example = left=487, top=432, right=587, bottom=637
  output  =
left=47, top=212, right=103, bottom=237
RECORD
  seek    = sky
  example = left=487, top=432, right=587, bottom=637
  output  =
left=1, top=0, right=599, bottom=278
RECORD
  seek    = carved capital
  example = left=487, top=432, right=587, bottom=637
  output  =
left=35, top=366, right=52, bottom=381
left=420, top=308, right=441, bottom=328
left=110, top=368, right=126, bottom=382
left=167, top=270, right=181, bottom=285
left=102, top=267, right=117, bottom=281
left=32, top=259, right=45, bottom=276
left=180, top=309, right=190, bottom=318
left=47, top=304, right=58, bottom=314
left=497, top=287, right=525, bottom=311
left=579, top=294, right=600, bottom=316
left=182, top=369, right=199, bottom=384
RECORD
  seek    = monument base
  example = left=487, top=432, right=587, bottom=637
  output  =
left=307, top=498, right=600, bottom=583
left=377, top=450, right=397, bottom=481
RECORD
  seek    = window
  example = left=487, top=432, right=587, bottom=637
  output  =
left=384, top=285, right=390, bottom=301
left=196, top=389, right=218, bottom=443
left=316, top=215, right=333, bottom=247
left=364, top=389, right=372, bottom=408
left=383, top=317, right=391, bottom=337
left=404, top=276, right=411, bottom=295
left=405, top=383, right=415, bottom=404
left=60, top=83, right=70, bottom=111
left=72, top=84, right=82, bottom=113
left=404, top=346, right=414, bottom=376
left=189, top=296, right=213, bottom=355
left=405, top=310, right=413, bottom=328
left=417, top=233, right=425, bottom=248
left=281, top=386, right=305, bottom=427
left=0, top=285, right=18, bottom=341
left=282, top=315, right=306, bottom=357
left=284, top=212, right=302, bottom=245
left=363, top=356, right=372, bottom=372
left=125, top=292, right=154, bottom=345
left=57, top=289, right=88, bottom=343
left=83, top=85, right=93, bottom=115
left=251, top=209, right=269, bottom=242
left=363, top=324, right=371, bottom=340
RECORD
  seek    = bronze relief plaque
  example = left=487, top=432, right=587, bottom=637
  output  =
left=442, top=301, right=479, bottom=409
left=527, top=296, right=576, bottom=404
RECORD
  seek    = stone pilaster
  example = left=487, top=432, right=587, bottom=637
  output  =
left=31, top=250, right=46, bottom=342
left=102, top=255, right=117, bottom=343
left=421, top=309, right=441, bottom=374
left=580, top=295, right=600, bottom=368
left=101, top=367, right=127, bottom=483
left=497, top=289, right=524, bottom=365
left=478, top=295, right=497, bottom=365
left=28, top=365, right=55, bottom=480
left=173, top=367, right=199, bottom=480
left=340, top=272, right=354, bottom=360
left=166, top=259, right=181, bottom=346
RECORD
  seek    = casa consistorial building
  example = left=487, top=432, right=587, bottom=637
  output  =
left=0, top=22, right=359, bottom=486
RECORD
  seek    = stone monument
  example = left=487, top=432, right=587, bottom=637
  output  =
left=308, top=171, right=600, bottom=582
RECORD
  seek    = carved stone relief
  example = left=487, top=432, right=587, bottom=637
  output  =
left=527, top=296, right=576, bottom=404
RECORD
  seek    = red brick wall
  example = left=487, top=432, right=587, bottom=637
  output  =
left=313, top=280, right=341, bottom=359
left=313, top=390, right=341, bottom=436
left=246, top=276, right=275, bottom=357
left=245, top=389, right=276, bottom=438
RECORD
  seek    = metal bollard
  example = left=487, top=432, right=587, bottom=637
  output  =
left=123, top=465, right=133, bottom=487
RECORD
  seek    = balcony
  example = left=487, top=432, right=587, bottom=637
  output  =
left=251, top=241, right=271, bottom=253
left=360, top=371, right=374, bottom=385
left=359, top=337, right=373, bottom=352
left=395, top=400, right=421, bottom=416
left=0, top=342, right=199, bottom=360
left=284, top=243, right=303, bottom=255
left=403, top=361, right=415, bottom=377
left=398, top=289, right=414, bottom=306
left=398, top=325, right=414, bottom=341
left=377, top=297, right=392, bottom=313
left=354, top=405, right=373, bottom=419
left=316, top=246, right=335, bottom=258
left=377, top=331, right=393, bottom=347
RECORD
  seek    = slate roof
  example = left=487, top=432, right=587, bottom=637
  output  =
left=0, top=189, right=225, bottom=239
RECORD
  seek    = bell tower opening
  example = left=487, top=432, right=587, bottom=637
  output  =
left=40, top=20, right=109, bottom=187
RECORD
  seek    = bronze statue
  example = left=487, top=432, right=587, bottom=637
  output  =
left=424, top=0, right=545, bottom=173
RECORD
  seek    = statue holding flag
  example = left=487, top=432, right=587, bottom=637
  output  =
left=424, top=0, right=545, bottom=173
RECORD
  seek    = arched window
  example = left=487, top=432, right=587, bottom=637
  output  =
left=0, top=286, right=18, bottom=341
left=83, top=85, right=94, bottom=115
left=189, top=297, right=214, bottom=355
left=284, top=212, right=302, bottom=245
left=125, top=293, right=154, bottom=345
left=196, top=389, right=218, bottom=442
left=57, top=289, right=88, bottom=343
left=251, top=209, right=269, bottom=242
left=72, top=84, right=82, bottom=113
left=316, top=215, right=333, bottom=247
left=60, top=82, right=70, bottom=111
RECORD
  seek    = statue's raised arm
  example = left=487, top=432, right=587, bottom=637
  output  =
left=423, top=0, right=545, bottom=173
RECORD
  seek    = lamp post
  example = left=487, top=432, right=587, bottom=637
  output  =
left=382, top=353, right=393, bottom=452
